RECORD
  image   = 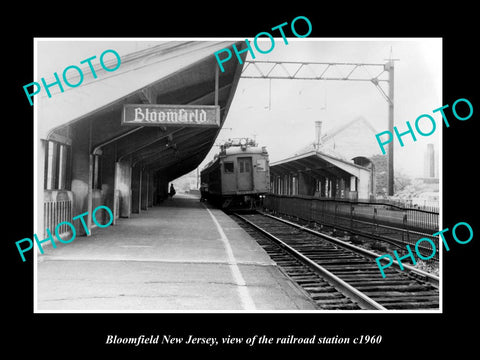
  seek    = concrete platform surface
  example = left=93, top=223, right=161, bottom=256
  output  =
left=36, top=194, right=317, bottom=311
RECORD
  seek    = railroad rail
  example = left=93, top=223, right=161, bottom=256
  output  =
left=270, top=209, right=440, bottom=262
left=263, top=195, right=440, bottom=261
left=232, top=212, right=439, bottom=310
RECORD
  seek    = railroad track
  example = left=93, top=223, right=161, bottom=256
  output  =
left=268, top=210, right=440, bottom=262
left=232, top=212, right=439, bottom=310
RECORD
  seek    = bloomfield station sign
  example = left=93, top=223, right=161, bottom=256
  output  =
left=122, top=104, right=220, bottom=127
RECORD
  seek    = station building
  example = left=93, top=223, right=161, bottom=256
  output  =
left=270, top=118, right=378, bottom=200
left=37, top=41, right=245, bottom=239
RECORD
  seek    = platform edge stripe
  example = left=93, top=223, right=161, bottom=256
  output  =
left=203, top=206, right=256, bottom=311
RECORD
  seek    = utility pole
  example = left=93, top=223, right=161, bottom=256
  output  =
left=386, top=60, right=395, bottom=196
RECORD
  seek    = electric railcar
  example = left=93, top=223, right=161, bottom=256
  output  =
left=200, top=138, right=270, bottom=209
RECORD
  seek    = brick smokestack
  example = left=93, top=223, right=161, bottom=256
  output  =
left=424, top=143, right=435, bottom=178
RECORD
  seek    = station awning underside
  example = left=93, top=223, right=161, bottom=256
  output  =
left=40, top=41, right=245, bottom=181
left=270, top=151, right=368, bottom=179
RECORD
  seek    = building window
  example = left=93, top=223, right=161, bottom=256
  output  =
left=92, top=155, right=102, bottom=189
left=44, top=140, right=70, bottom=190
left=224, top=162, right=234, bottom=173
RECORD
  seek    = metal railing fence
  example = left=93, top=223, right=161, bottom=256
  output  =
left=263, top=194, right=440, bottom=261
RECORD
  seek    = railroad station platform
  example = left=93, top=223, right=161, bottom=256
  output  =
left=36, top=194, right=317, bottom=311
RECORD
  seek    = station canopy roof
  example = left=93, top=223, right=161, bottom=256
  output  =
left=38, top=41, right=245, bottom=181
left=270, top=150, right=370, bottom=179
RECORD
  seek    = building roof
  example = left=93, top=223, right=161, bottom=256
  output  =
left=321, top=116, right=377, bottom=144
left=38, top=41, right=237, bottom=139
left=293, top=116, right=379, bottom=161
left=38, top=41, right=246, bottom=182
left=270, top=150, right=370, bottom=179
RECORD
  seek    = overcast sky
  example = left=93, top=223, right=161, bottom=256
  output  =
left=37, top=38, right=442, bottom=178
left=207, top=38, right=442, bottom=178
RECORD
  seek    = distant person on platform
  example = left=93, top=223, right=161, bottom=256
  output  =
left=200, top=183, right=208, bottom=202
left=169, top=184, right=176, bottom=199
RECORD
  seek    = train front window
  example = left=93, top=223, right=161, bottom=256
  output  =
left=238, top=158, right=251, bottom=173
left=224, top=162, right=234, bottom=173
